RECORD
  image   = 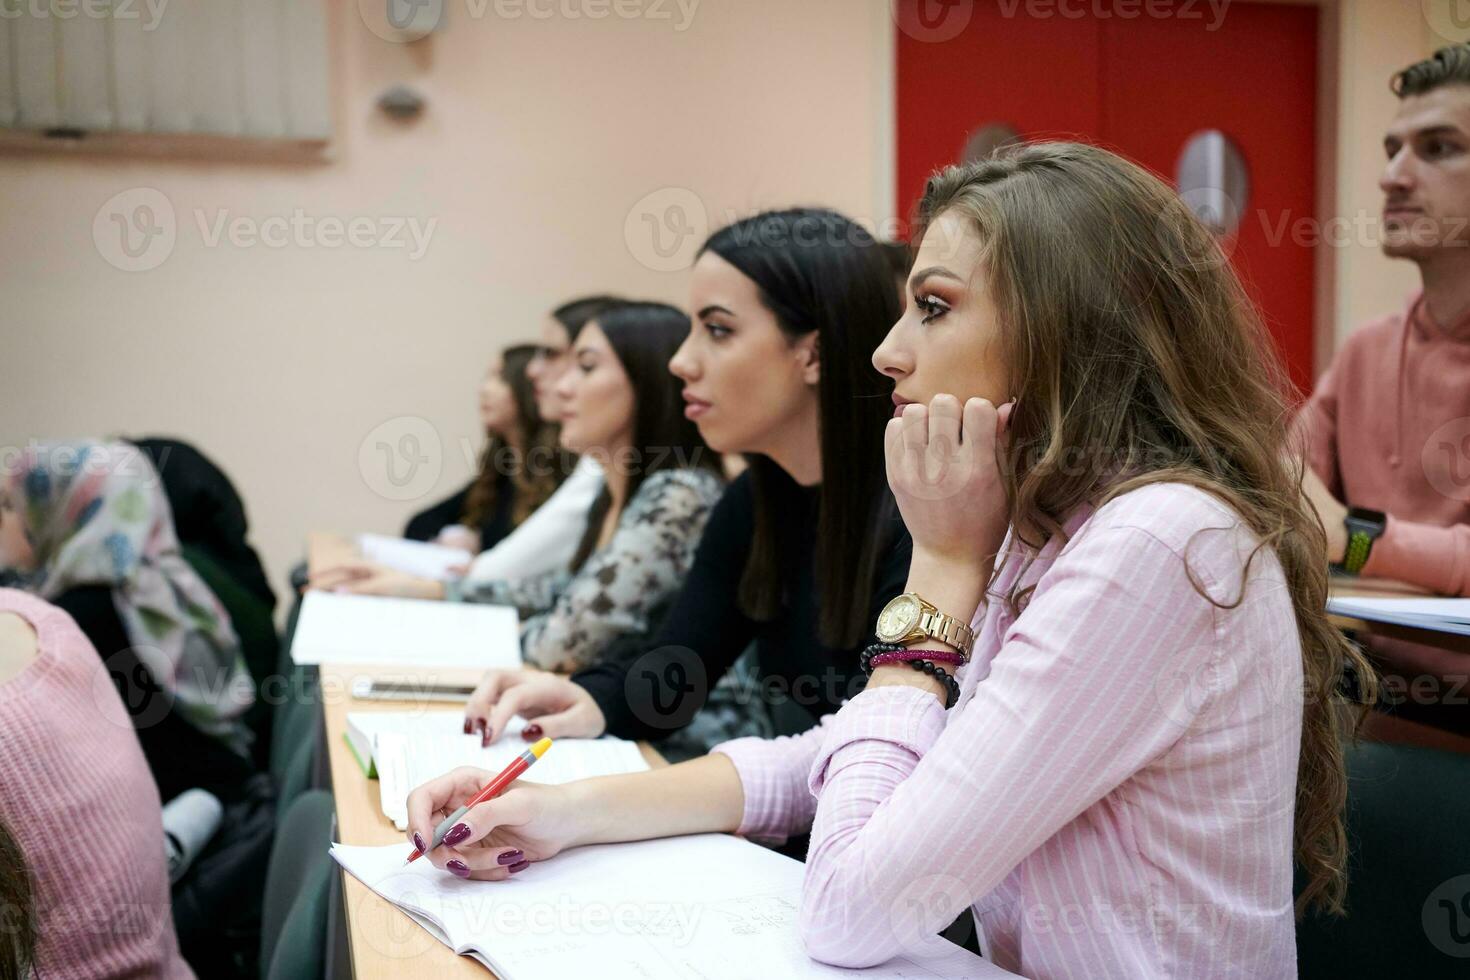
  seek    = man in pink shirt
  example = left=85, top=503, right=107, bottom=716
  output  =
left=1297, top=44, right=1470, bottom=736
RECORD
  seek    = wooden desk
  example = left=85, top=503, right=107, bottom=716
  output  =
left=321, top=663, right=664, bottom=978
left=1327, top=577, right=1470, bottom=657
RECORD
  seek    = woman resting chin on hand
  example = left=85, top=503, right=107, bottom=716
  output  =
left=407, top=143, right=1369, bottom=980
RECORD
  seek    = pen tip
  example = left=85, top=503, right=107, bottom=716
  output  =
left=529, top=736, right=552, bottom=758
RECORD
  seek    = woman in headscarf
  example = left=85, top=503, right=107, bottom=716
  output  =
left=0, top=440, right=257, bottom=802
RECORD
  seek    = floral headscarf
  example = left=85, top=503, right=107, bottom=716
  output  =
left=3, top=441, right=254, bottom=752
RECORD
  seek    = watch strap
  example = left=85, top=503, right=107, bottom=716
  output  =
left=917, top=609, right=975, bottom=656
left=1335, top=508, right=1386, bottom=577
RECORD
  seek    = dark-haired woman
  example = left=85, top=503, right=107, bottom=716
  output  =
left=403, top=344, right=568, bottom=553
left=316, top=303, right=725, bottom=677
left=462, top=208, right=910, bottom=747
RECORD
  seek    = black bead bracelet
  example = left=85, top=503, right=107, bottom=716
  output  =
left=859, top=642, right=961, bottom=709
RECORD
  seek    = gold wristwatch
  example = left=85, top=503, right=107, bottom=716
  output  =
left=875, top=592, right=975, bottom=657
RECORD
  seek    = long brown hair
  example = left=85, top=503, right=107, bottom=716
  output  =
left=0, top=815, right=35, bottom=980
left=566, top=302, right=723, bottom=571
left=916, top=142, right=1375, bottom=915
left=462, top=344, right=570, bottom=532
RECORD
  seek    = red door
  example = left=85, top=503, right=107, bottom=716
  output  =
left=895, top=0, right=1319, bottom=394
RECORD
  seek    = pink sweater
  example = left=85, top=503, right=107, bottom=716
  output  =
left=1296, top=291, right=1470, bottom=596
left=716, top=484, right=1302, bottom=978
left=0, top=589, right=193, bottom=979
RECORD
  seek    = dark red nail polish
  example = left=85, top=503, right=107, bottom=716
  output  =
left=442, top=823, right=471, bottom=847
left=447, top=860, right=471, bottom=878
left=413, top=833, right=426, bottom=853
left=497, top=849, right=524, bottom=866
left=507, top=860, right=530, bottom=874
left=462, top=719, right=472, bottom=735
left=521, top=723, right=543, bottom=741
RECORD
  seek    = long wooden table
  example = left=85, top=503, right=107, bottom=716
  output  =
left=312, top=537, right=1470, bottom=975
left=320, top=662, right=664, bottom=978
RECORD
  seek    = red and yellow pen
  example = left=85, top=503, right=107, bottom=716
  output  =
left=406, top=736, right=552, bottom=864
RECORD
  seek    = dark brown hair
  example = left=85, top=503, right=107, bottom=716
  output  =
left=567, top=302, right=723, bottom=571
left=462, top=344, right=569, bottom=531
left=1392, top=43, right=1470, bottom=98
left=700, top=208, right=901, bottom=649
left=917, top=142, right=1375, bottom=915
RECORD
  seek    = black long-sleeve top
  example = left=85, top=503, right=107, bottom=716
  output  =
left=50, top=586, right=258, bottom=804
left=573, top=471, right=912, bottom=741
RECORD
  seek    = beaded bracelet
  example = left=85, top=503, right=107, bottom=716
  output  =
left=860, top=642, right=967, bottom=673
left=897, top=658, right=961, bottom=709
left=859, top=643, right=962, bottom=709
left=868, top=649, right=966, bottom=671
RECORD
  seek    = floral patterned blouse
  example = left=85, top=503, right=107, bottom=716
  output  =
left=451, top=468, right=723, bottom=673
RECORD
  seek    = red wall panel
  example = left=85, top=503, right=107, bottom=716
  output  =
left=895, top=0, right=1319, bottom=393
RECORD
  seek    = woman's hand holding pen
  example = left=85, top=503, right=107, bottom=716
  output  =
left=405, top=769, right=592, bottom=880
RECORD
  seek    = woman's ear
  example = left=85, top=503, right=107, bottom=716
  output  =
left=796, top=334, right=821, bottom=386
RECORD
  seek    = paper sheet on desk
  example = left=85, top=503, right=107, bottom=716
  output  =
left=1326, top=597, right=1470, bottom=636
left=291, top=591, right=520, bottom=668
left=358, top=533, right=474, bottom=580
left=376, top=720, right=650, bottom=830
left=331, top=833, right=1011, bottom=979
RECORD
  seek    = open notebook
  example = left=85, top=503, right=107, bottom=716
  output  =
left=332, top=832, right=1011, bottom=978
left=291, top=591, right=520, bottom=668
left=371, top=717, right=650, bottom=830
left=1326, top=596, right=1470, bottom=637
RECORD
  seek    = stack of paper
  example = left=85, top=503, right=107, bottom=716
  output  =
left=343, top=709, right=469, bottom=778
left=358, top=533, right=474, bottom=580
left=332, top=832, right=1010, bottom=978
left=291, top=591, right=520, bottom=668
left=344, top=710, right=650, bottom=830
left=1326, top=597, right=1470, bottom=637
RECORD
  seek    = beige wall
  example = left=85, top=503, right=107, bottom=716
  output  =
left=1323, top=0, right=1446, bottom=358
left=0, top=0, right=894, bottom=598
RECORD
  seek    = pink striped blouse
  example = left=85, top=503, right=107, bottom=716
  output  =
left=715, top=483, right=1302, bottom=979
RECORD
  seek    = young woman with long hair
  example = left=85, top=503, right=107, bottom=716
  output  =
left=404, top=145, right=1371, bottom=978
left=318, top=303, right=726, bottom=677
left=458, top=208, right=910, bottom=748
left=404, top=343, right=568, bottom=552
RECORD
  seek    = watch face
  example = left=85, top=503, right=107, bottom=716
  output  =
left=877, top=595, right=920, bottom=640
